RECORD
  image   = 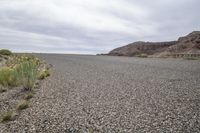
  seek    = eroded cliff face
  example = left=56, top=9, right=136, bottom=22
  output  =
left=108, top=31, right=200, bottom=57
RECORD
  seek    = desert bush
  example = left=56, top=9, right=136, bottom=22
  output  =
left=0, top=68, right=12, bottom=86
left=38, top=69, right=50, bottom=80
left=15, top=60, right=38, bottom=91
left=1, top=111, right=14, bottom=122
left=6, top=54, right=40, bottom=68
left=0, top=54, right=40, bottom=90
left=0, top=67, right=17, bottom=87
left=0, top=49, right=12, bottom=56
left=17, top=100, right=29, bottom=110
left=0, top=60, right=39, bottom=90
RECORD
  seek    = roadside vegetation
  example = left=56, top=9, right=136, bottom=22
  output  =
left=23, top=92, right=34, bottom=100
left=136, top=53, right=148, bottom=58
left=0, top=67, right=15, bottom=87
left=17, top=100, right=29, bottom=110
left=0, top=49, right=51, bottom=122
left=1, top=111, right=14, bottom=122
left=0, top=49, right=12, bottom=56
left=38, top=68, right=50, bottom=80
left=0, top=55, right=39, bottom=90
left=183, top=57, right=200, bottom=60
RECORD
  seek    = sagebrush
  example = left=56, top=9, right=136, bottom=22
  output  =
left=0, top=55, right=40, bottom=90
left=15, top=60, right=38, bottom=90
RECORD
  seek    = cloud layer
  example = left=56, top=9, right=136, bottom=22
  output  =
left=0, top=0, right=200, bottom=54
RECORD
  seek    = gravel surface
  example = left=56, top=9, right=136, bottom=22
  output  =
left=1, top=54, right=200, bottom=133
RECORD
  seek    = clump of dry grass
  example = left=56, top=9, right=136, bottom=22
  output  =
left=17, top=100, right=29, bottom=110
left=38, top=69, right=50, bottom=80
left=23, top=92, right=34, bottom=100
left=1, top=111, right=14, bottom=122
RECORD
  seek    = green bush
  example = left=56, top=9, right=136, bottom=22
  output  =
left=0, top=61, right=39, bottom=90
left=15, top=60, right=38, bottom=91
left=0, top=49, right=12, bottom=56
left=0, top=67, right=17, bottom=87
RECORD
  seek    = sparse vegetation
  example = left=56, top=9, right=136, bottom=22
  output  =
left=136, top=54, right=148, bottom=58
left=38, top=69, right=50, bottom=80
left=0, top=50, right=51, bottom=123
left=0, top=49, right=12, bottom=56
left=0, top=53, right=42, bottom=90
left=17, top=100, right=29, bottom=110
left=1, top=111, right=14, bottom=122
left=6, top=54, right=40, bottom=68
left=23, top=92, right=34, bottom=100
left=15, top=60, right=38, bottom=91
left=183, top=57, right=200, bottom=60
left=0, top=67, right=17, bottom=87
left=33, top=81, right=40, bottom=89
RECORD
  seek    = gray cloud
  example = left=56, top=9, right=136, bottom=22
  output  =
left=0, top=0, right=199, bottom=54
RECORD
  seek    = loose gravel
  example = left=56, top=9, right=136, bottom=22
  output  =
left=0, top=54, right=200, bottom=133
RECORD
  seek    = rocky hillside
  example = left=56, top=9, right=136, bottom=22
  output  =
left=108, top=31, right=200, bottom=57
left=166, top=31, right=200, bottom=54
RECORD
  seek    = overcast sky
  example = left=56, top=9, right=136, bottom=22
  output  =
left=0, top=0, right=199, bottom=54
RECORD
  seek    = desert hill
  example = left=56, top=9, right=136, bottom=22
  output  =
left=108, top=31, right=200, bottom=57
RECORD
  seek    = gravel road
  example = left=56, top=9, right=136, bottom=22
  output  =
left=1, top=54, right=200, bottom=133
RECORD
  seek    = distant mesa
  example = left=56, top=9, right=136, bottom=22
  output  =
left=107, top=31, right=200, bottom=57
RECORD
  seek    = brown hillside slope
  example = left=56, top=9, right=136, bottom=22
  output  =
left=166, top=31, right=200, bottom=54
left=108, top=31, right=200, bottom=57
left=108, top=41, right=177, bottom=56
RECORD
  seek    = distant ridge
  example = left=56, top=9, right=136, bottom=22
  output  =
left=108, top=31, right=200, bottom=57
